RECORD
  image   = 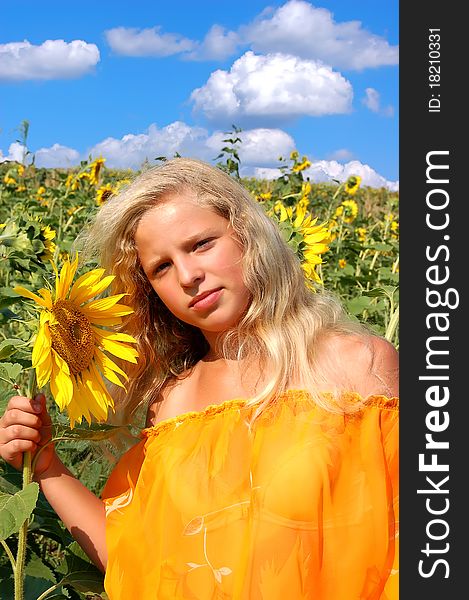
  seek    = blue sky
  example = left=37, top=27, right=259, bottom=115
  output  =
left=0, top=0, right=398, bottom=188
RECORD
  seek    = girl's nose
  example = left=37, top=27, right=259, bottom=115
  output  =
left=176, top=257, right=204, bottom=287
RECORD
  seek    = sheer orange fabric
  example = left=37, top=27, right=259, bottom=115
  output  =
left=102, top=390, right=399, bottom=599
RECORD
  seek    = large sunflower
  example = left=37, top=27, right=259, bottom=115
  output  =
left=14, top=256, right=138, bottom=427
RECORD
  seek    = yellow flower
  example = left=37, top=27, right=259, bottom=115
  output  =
left=292, top=159, right=311, bottom=173
left=338, top=258, right=347, bottom=269
left=17, top=164, right=25, bottom=176
left=40, top=225, right=57, bottom=261
left=3, top=175, right=17, bottom=186
left=356, top=227, right=367, bottom=242
left=335, top=199, right=358, bottom=224
left=89, top=157, right=106, bottom=185
left=345, top=175, right=361, bottom=195
left=96, top=183, right=115, bottom=206
left=37, top=186, right=46, bottom=195
left=13, top=256, right=138, bottom=427
left=290, top=150, right=299, bottom=161
left=257, top=192, right=272, bottom=202
left=16, top=185, right=26, bottom=192
left=298, top=214, right=331, bottom=284
left=273, top=201, right=292, bottom=223
left=390, top=221, right=399, bottom=232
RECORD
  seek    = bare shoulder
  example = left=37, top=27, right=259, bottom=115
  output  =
left=319, top=331, right=399, bottom=399
left=145, top=375, right=190, bottom=427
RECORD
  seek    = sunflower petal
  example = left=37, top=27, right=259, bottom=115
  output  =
left=94, top=348, right=129, bottom=378
left=56, top=255, right=79, bottom=300
left=94, top=350, right=127, bottom=388
left=32, top=318, right=52, bottom=369
left=99, top=337, right=138, bottom=363
left=69, top=269, right=111, bottom=304
left=82, top=294, right=130, bottom=313
left=91, top=327, right=137, bottom=345
left=50, top=351, right=74, bottom=410
left=13, top=286, right=49, bottom=308
left=67, top=375, right=92, bottom=428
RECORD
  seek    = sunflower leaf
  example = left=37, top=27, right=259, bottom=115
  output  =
left=0, top=482, right=39, bottom=540
left=52, top=423, right=132, bottom=442
left=0, top=361, right=24, bottom=382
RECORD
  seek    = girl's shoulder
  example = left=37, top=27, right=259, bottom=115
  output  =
left=315, top=331, right=399, bottom=399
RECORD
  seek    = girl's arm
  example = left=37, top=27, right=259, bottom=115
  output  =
left=0, top=393, right=107, bottom=571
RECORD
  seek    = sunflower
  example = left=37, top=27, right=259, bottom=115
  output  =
left=334, top=199, right=359, bottom=224
left=39, top=225, right=57, bottom=261
left=13, top=255, right=138, bottom=427
left=96, top=183, right=115, bottom=206
left=89, top=157, right=106, bottom=185
left=344, top=175, right=362, bottom=195
left=299, top=214, right=331, bottom=284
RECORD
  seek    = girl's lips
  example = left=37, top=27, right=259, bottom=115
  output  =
left=190, top=288, right=223, bottom=311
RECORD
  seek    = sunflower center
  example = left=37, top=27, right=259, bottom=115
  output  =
left=49, top=300, right=95, bottom=374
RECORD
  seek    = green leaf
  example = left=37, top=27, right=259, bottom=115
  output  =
left=0, top=338, right=24, bottom=360
left=346, top=295, right=372, bottom=315
left=55, top=545, right=105, bottom=594
left=0, top=482, right=39, bottom=540
left=25, top=554, right=57, bottom=583
left=52, top=423, right=132, bottom=442
left=0, top=362, right=24, bottom=382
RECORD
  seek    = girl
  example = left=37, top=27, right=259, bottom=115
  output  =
left=0, top=158, right=398, bottom=599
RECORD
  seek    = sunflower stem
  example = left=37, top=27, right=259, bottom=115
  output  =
left=14, top=371, right=38, bottom=600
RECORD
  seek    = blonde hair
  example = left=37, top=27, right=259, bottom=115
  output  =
left=79, top=157, right=372, bottom=424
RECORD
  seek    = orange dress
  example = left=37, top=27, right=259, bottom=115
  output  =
left=102, top=390, right=399, bottom=599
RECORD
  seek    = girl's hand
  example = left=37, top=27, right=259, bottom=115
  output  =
left=0, top=393, right=55, bottom=475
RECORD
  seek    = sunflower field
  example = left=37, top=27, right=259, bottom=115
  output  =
left=0, top=140, right=399, bottom=598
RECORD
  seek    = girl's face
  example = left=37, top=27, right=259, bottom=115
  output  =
left=135, top=192, right=251, bottom=344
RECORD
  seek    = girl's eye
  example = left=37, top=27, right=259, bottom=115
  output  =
left=195, top=238, right=213, bottom=249
left=154, top=262, right=170, bottom=275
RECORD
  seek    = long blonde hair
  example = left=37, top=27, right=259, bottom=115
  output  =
left=79, top=157, right=371, bottom=424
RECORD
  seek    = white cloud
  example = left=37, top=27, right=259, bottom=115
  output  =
left=4, top=122, right=397, bottom=190
left=87, top=121, right=212, bottom=168
left=105, top=26, right=195, bottom=57
left=186, top=25, right=240, bottom=61
left=0, top=40, right=100, bottom=81
left=303, top=159, right=398, bottom=190
left=362, top=87, right=394, bottom=117
left=0, top=142, right=27, bottom=163
left=241, top=0, right=398, bottom=70
left=206, top=128, right=295, bottom=167
left=34, top=144, right=81, bottom=168
left=190, top=51, right=353, bottom=123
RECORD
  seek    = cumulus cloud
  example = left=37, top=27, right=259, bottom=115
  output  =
left=241, top=0, right=398, bottom=70
left=0, top=142, right=27, bottom=163
left=87, top=121, right=210, bottom=168
left=4, top=122, right=397, bottom=190
left=190, top=51, right=353, bottom=123
left=105, top=26, right=195, bottom=57
left=248, top=160, right=398, bottom=190
left=34, top=144, right=81, bottom=168
left=303, top=159, right=398, bottom=190
left=0, top=40, right=100, bottom=81
left=362, top=87, right=394, bottom=117
left=186, top=25, right=240, bottom=61
left=87, top=122, right=295, bottom=169
left=206, top=128, right=295, bottom=167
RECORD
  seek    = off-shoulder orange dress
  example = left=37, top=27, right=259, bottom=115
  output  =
left=102, top=390, right=399, bottom=599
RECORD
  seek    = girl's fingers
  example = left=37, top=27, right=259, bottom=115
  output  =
left=1, top=439, right=38, bottom=462
left=0, top=407, right=42, bottom=429
left=7, top=394, right=43, bottom=415
left=1, top=423, right=41, bottom=444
